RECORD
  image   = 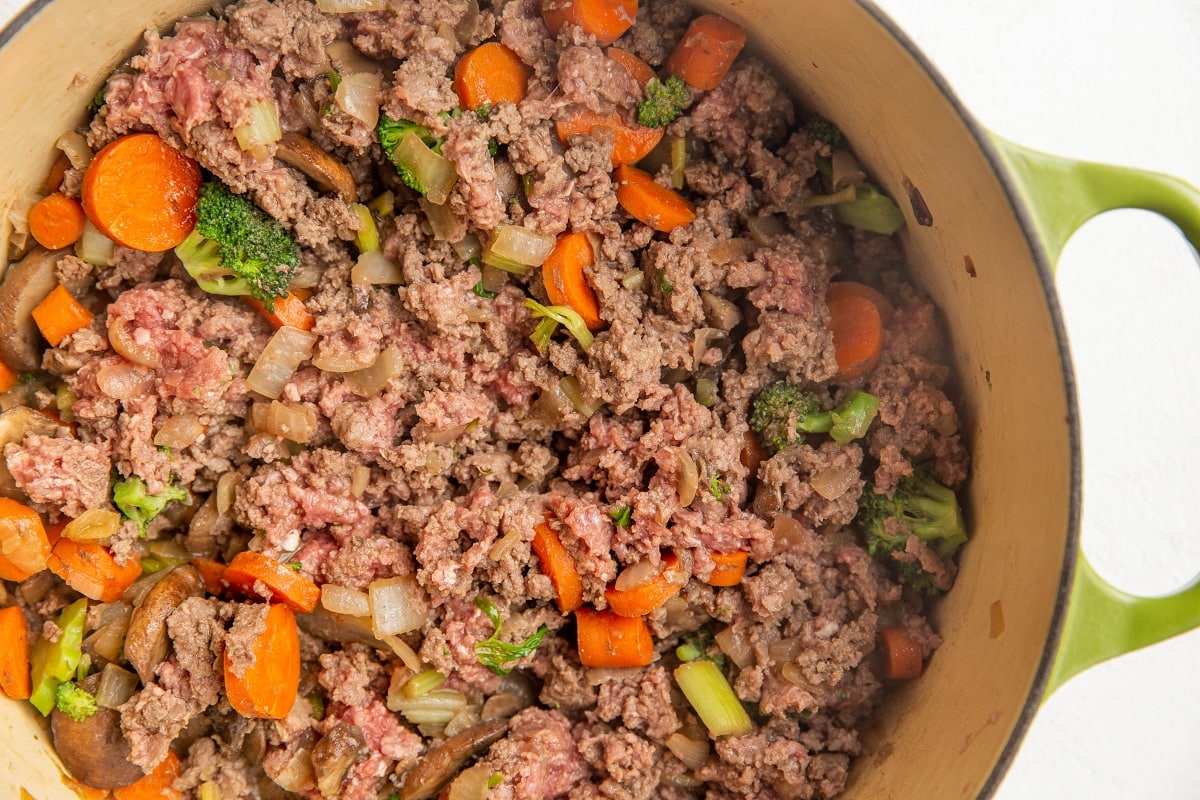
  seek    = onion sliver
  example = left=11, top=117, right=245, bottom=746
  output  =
left=246, top=325, right=318, bottom=399
left=335, top=72, right=382, bottom=129
left=351, top=250, right=404, bottom=285
left=62, top=508, right=121, bottom=543
left=321, top=584, right=371, bottom=617
left=95, top=663, right=139, bottom=709
left=154, top=414, right=204, bottom=450
left=252, top=400, right=318, bottom=444
left=369, top=575, right=429, bottom=637
left=345, top=345, right=401, bottom=397
left=316, top=0, right=387, bottom=11
left=107, top=318, right=160, bottom=368
left=96, top=361, right=155, bottom=400
left=484, top=224, right=555, bottom=271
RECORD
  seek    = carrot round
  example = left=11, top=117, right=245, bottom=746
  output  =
left=614, top=164, right=695, bottom=232
left=826, top=280, right=895, bottom=326
left=47, top=538, right=143, bottom=603
left=704, top=550, right=748, bottom=587
left=555, top=109, right=664, bottom=167
left=604, top=552, right=686, bottom=617
left=576, top=606, right=653, bottom=667
left=453, top=42, right=532, bottom=111
left=32, top=284, right=95, bottom=347
left=28, top=193, right=87, bottom=250
left=81, top=133, right=202, bottom=252
left=111, top=750, right=182, bottom=800
left=0, top=606, right=31, bottom=700
left=222, top=550, right=320, bottom=613
left=542, top=232, right=603, bottom=331
left=606, top=46, right=656, bottom=88
left=532, top=521, right=584, bottom=613
left=191, top=556, right=228, bottom=596
left=0, top=359, right=18, bottom=394
left=542, top=0, right=638, bottom=46
left=243, top=288, right=315, bottom=332
left=0, top=498, right=51, bottom=581
left=223, top=603, right=300, bottom=719
left=827, top=290, right=883, bottom=381
left=879, top=626, right=923, bottom=680
left=665, top=14, right=747, bottom=91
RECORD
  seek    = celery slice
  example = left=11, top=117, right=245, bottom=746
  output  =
left=674, top=659, right=753, bottom=737
left=29, top=598, right=88, bottom=716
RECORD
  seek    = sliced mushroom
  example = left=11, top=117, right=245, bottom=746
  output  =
left=0, top=406, right=69, bottom=499
left=275, top=132, right=357, bottom=203
left=50, top=675, right=145, bottom=789
left=311, top=723, right=367, bottom=798
left=0, top=247, right=62, bottom=371
left=298, top=604, right=389, bottom=650
left=398, top=718, right=509, bottom=800
left=124, top=564, right=203, bottom=683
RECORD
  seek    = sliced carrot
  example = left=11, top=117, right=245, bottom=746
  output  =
left=705, top=550, right=748, bottom=587
left=0, top=359, right=18, bottom=394
left=44, top=517, right=68, bottom=547
left=555, top=109, right=664, bottom=167
left=111, top=750, right=182, bottom=800
left=827, top=289, right=883, bottom=381
left=453, top=42, right=532, bottom=111
left=191, top=556, right=228, bottom=596
left=243, top=288, right=315, bottom=331
left=222, top=550, right=320, bottom=613
left=532, top=522, right=584, bottom=613
left=47, top=538, right=143, bottom=603
left=42, top=153, right=72, bottom=195
left=606, top=46, right=656, bottom=88
left=542, top=231, right=603, bottom=331
left=826, top=280, right=895, bottom=326
left=879, top=626, right=923, bottom=680
left=542, top=0, right=638, bottom=45
left=81, top=133, right=202, bottom=252
left=665, top=13, right=747, bottom=91
left=614, top=163, right=695, bottom=232
left=32, top=284, right=95, bottom=347
left=28, top=193, right=87, bottom=250
left=0, top=498, right=51, bottom=581
left=576, top=606, right=653, bottom=667
left=223, top=602, right=300, bottom=719
left=0, top=606, right=32, bottom=700
left=605, top=552, right=687, bottom=617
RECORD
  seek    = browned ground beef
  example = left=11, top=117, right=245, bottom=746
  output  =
left=1, top=1, right=971, bottom=798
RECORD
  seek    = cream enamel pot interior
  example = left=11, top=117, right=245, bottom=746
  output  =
left=3, top=0, right=1200, bottom=798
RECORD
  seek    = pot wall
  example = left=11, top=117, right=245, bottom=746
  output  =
left=0, top=1, right=1076, bottom=797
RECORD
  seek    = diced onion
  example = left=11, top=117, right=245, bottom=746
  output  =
left=380, top=634, right=423, bottom=672
left=700, top=291, right=742, bottom=331
left=483, top=224, right=555, bottom=272
left=350, top=250, right=404, bottom=285
left=674, top=660, right=753, bottom=737
left=613, top=557, right=658, bottom=593
left=96, top=361, right=155, bottom=400
left=233, top=99, right=283, bottom=162
left=393, top=131, right=459, bottom=206
left=76, top=220, right=114, bottom=266
left=707, top=238, right=752, bottom=266
left=252, top=400, right=318, bottom=444
left=454, top=0, right=481, bottom=44
left=56, top=131, right=93, bottom=170
left=351, top=465, right=370, bottom=497
left=714, top=625, right=754, bottom=669
left=267, top=749, right=315, bottom=793
left=621, top=269, right=644, bottom=290
left=421, top=198, right=466, bottom=243
left=768, top=637, right=803, bottom=663
left=674, top=448, right=699, bottom=507
left=325, top=40, right=382, bottom=76
left=154, top=414, right=204, bottom=450
left=559, top=376, right=603, bottom=417
left=451, top=233, right=483, bottom=263
left=448, top=765, right=493, bottom=800
left=746, top=214, right=785, bottom=245
left=345, top=345, right=401, bottom=397
left=148, top=539, right=189, bottom=567
left=488, top=528, right=521, bottom=562
left=444, top=705, right=483, bottom=738
left=312, top=343, right=377, bottom=374
left=665, top=733, right=710, bottom=769
left=316, top=0, right=388, bottom=12
left=369, top=575, right=429, bottom=637
left=389, top=688, right=467, bottom=726
left=95, top=663, right=139, bottom=709
left=810, top=466, right=859, bottom=500
left=480, top=692, right=525, bottom=721
left=335, top=72, right=382, bottom=129
left=63, top=509, right=122, bottom=543
left=216, top=472, right=240, bottom=515
left=321, top=584, right=371, bottom=617
left=107, top=318, right=160, bottom=368
left=246, top=325, right=318, bottom=399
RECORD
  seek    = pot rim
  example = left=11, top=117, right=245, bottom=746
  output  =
left=0, top=1, right=1084, bottom=797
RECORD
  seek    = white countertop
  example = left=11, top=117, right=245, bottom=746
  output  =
left=3, top=0, right=1199, bottom=797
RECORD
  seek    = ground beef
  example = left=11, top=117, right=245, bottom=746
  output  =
left=4, top=434, right=112, bottom=518
left=481, top=708, right=589, bottom=799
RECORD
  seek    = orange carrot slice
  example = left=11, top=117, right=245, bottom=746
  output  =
left=243, top=288, right=315, bottom=331
left=222, top=550, right=320, bottom=613
left=605, top=552, right=687, bottom=617
left=827, top=289, right=883, bottom=381
left=111, top=751, right=182, bottom=800
left=576, top=606, right=653, bottom=667
left=542, top=0, right=638, bottom=46
left=453, top=42, right=532, bottom=111
left=0, top=498, right=51, bottom=581
left=223, top=603, right=300, bottom=720
left=705, top=550, right=748, bottom=587
left=542, top=231, right=603, bottom=331
left=606, top=46, right=656, bottom=88
left=665, top=14, right=747, bottom=91
left=0, top=359, right=18, bottom=394
left=532, top=521, right=584, bottom=613
left=614, top=163, right=695, bottom=232
left=32, top=284, right=94, bottom=347
left=879, top=626, right=923, bottom=680
left=0, top=606, right=31, bottom=700
left=826, top=280, right=895, bottom=326
left=555, top=109, right=664, bottom=167
left=28, top=193, right=87, bottom=250
left=47, top=538, right=143, bottom=603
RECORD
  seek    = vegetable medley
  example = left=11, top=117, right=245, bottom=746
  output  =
left=0, top=0, right=970, bottom=798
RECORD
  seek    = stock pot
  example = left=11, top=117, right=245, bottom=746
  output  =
left=1, top=0, right=1198, bottom=797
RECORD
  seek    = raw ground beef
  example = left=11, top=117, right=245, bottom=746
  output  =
left=0, top=1, right=971, bottom=798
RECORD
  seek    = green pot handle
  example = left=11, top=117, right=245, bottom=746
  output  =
left=990, top=135, right=1200, bottom=696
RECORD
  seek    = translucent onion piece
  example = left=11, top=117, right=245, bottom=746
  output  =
left=700, top=290, right=742, bottom=331
left=233, top=99, right=283, bottom=162
left=312, top=343, right=376, bottom=374
left=369, top=575, right=429, bottom=637
left=216, top=472, right=240, bottom=515
left=768, top=637, right=802, bottom=663
left=448, top=765, right=493, bottom=800
left=252, top=400, right=318, bottom=444
left=147, top=539, right=189, bottom=567
left=480, top=692, right=525, bottom=722
left=558, top=375, right=603, bottom=417
left=707, top=237, right=752, bottom=266
left=351, top=465, right=370, bottom=498
left=810, top=465, right=859, bottom=501
left=390, top=688, right=467, bottom=726
left=421, top=197, right=466, bottom=243
left=96, top=361, right=155, bottom=400
left=394, top=131, right=459, bottom=206
left=620, top=269, right=644, bottom=290
left=350, top=250, right=404, bottom=285
left=454, top=0, right=481, bottom=44
left=714, top=625, right=754, bottom=669
left=487, top=528, right=521, bottom=562
left=443, top=705, right=483, bottom=738
left=120, top=569, right=169, bottom=608
left=107, top=317, right=160, bottom=368
left=268, top=749, right=315, bottom=793
left=613, top=557, right=658, bottom=593
left=335, top=72, right=382, bottom=129
left=325, top=40, right=382, bottom=76
left=62, top=508, right=122, bottom=543
left=451, top=233, right=483, bottom=263
left=56, top=130, right=93, bottom=170
left=485, top=224, right=555, bottom=269
left=665, top=733, right=710, bottom=770
left=321, top=584, right=371, bottom=618
left=316, top=0, right=388, bottom=12
left=95, top=663, right=138, bottom=709
left=154, top=414, right=204, bottom=450
left=345, top=345, right=401, bottom=397
left=76, top=220, right=114, bottom=266
left=674, top=448, right=699, bottom=507
left=246, top=325, right=318, bottom=399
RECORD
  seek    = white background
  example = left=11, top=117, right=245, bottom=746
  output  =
left=3, top=0, right=1199, bottom=797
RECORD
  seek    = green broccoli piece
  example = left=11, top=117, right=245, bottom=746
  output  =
left=637, top=75, right=690, bottom=128
left=113, top=475, right=189, bottom=536
left=805, top=115, right=847, bottom=149
left=857, top=466, right=967, bottom=593
left=54, top=680, right=98, bottom=722
left=377, top=115, right=440, bottom=157
left=748, top=382, right=879, bottom=452
left=174, top=180, right=299, bottom=311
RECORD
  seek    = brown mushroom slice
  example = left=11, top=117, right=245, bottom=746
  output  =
left=124, top=564, right=204, bottom=683
left=50, top=675, right=145, bottom=789
left=0, top=246, right=61, bottom=371
left=398, top=718, right=509, bottom=800
left=311, top=723, right=367, bottom=798
left=0, top=405, right=69, bottom=500
left=275, top=132, right=357, bottom=203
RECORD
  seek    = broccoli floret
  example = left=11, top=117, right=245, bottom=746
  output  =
left=174, top=180, right=299, bottom=311
left=113, top=475, right=189, bottom=536
left=637, top=75, right=690, bottom=128
left=805, top=115, right=847, bottom=149
left=377, top=115, right=437, bottom=193
left=748, top=382, right=879, bottom=452
left=857, top=466, right=967, bottom=592
left=54, top=680, right=98, bottom=722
